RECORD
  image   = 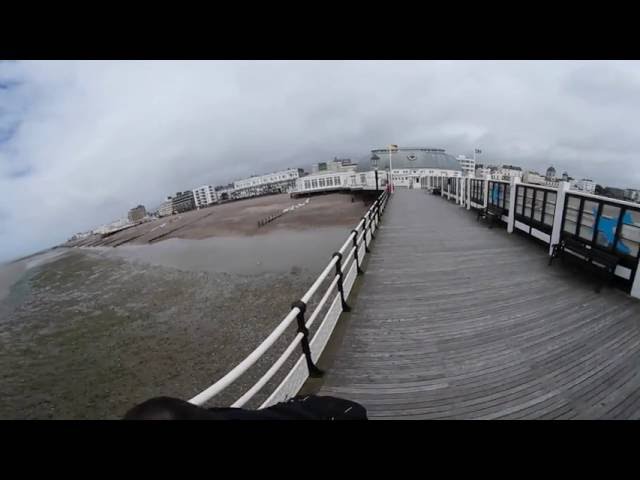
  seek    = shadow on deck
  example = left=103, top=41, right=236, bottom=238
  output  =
left=316, top=189, right=640, bottom=419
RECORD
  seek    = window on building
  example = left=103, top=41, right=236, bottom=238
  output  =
left=312, top=179, right=318, bottom=188
left=304, top=180, right=310, bottom=189
left=327, top=178, right=333, bottom=186
left=319, top=178, right=326, bottom=187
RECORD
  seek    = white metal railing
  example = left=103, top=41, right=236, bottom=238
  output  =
left=188, top=189, right=390, bottom=408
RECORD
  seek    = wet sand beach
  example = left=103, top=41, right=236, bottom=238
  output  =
left=66, top=192, right=372, bottom=248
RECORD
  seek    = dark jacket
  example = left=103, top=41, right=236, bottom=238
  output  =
left=124, top=395, right=367, bottom=420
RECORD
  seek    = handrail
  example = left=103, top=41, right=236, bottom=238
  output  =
left=188, top=189, right=389, bottom=407
left=189, top=307, right=300, bottom=405
left=567, top=190, right=640, bottom=210
left=306, top=275, right=340, bottom=330
left=231, top=332, right=304, bottom=408
left=300, top=256, right=339, bottom=304
left=517, top=182, right=559, bottom=192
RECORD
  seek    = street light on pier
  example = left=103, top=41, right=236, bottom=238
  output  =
left=370, top=153, right=380, bottom=193
left=474, top=147, right=482, bottom=175
left=388, top=144, right=398, bottom=193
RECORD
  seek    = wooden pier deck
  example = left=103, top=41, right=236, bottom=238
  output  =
left=317, top=189, right=640, bottom=419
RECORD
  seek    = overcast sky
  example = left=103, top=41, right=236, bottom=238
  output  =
left=1, top=60, right=639, bottom=262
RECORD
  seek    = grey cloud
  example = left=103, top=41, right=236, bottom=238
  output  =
left=563, top=63, right=640, bottom=107
left=0, top=60, right=639, bottom=262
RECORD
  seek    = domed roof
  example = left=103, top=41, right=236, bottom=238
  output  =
left=357, top=148, right=462, bottom=172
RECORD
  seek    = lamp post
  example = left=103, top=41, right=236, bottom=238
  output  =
left=370, top=153, right=380, bottom=193
left=474, top=147, right=482, bottom=176
left=388, top=144, right=398, bottom=193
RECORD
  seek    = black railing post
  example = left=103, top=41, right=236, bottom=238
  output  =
left=291, top=300, right=324, bottom=378
left=351, top=229, right=364, bottom=275
left=332, top=252, right=352, bottom=312
left=362, top=216, right=371, bottom=253
left=376, top=198, right=381, bottom=224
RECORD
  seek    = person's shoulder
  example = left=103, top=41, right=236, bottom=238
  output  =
left=265, top=395, right=368, bottom=420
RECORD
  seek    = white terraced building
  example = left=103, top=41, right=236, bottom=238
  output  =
left=311, top=158, right=358, bottom=174
left=233, top=168, right=302, bottom=199
left=295, top=171, right=384, bottom=195
left=572, top=178, right=596, bottom=194
left=492, top=165, right=524, bottom=181
left=193, top=185, right=218, bottom=208
left=457, top=155, right=476, bottom=176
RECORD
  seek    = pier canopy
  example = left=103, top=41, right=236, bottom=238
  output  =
left=362, top=147, right=462, bottom=172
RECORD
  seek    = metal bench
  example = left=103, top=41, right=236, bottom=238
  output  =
left=477, top=204, right=505, bottom=229
left=549, top=237, right=619, bottom=293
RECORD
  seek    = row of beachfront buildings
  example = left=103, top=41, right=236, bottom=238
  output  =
left=155, top=167, right=305, bottom=217
left=146, top=146, right=638, bottom=218
left=290, top=148, right=618, bottom=198
left=73, top=146, right=635, bottom=241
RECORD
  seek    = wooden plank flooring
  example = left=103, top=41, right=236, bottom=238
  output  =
left=317, top=189, right=640, bottom=419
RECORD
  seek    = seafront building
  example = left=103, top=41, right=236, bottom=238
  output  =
left=158, top=199, right=173, bottom=217
left=127, top=205, right=147, bottom=222
left=572, top=178, right=596, bottom=194
left=311, top=158, right=358, bottom=174
left=456, top=155, right=476, bottom=176
left=232, top=168, right=303, bottom=199
left=214, top=184, right=235, bottom=202
left=294, top=147, right=464, bottom=195
left=523, top=171, right=560, bottom=188
left=171, top=191, right=196, bottom=213
left=604, top=187, right=626, bottom=200
left=626, top=189, right=640, bottom=203
left=193, top=185, right=218, bottom=209
left=153, top=146, right=634, bottom=220
left=372, top=148, right=463, bottom=188
left=493, top=165, right=524, bottom=181
left=475, top=164, right=492, bottom=178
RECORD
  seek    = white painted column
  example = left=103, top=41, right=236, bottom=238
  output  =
left=549, top=181, right=571, bottom=255
left=441, top=176, right=445, bottom=198
left=466, top=177, right=471, bottom=210
left=483, top=176, right=490, bottom=208
left=507, top=177, right=520, bottom=233
left=632, top=271, right=640, bottom=299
